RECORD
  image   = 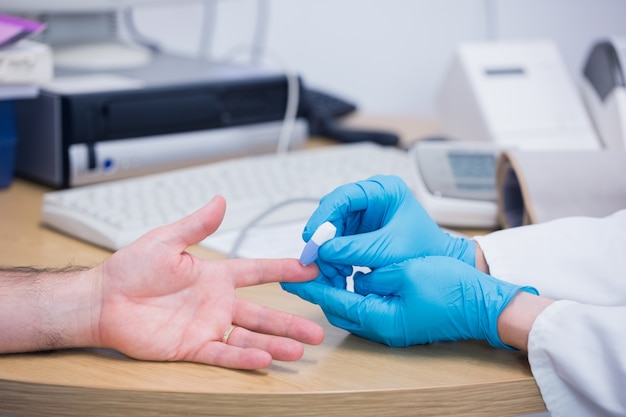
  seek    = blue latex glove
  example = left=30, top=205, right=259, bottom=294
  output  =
left=282, top=256, right=538, bottom=349
left=304, top=175, right=475, bottom=276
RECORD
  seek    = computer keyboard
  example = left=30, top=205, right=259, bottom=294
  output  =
left=42, top=142, right=415, bottom=252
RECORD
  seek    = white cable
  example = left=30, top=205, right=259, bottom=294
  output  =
left=198, top=0, right=219, bottom=61
left=208, top=1, right=299, bottom=155
left=250, top=0, right=270, bottom=66
left=120, top=7, right=161, bottom=52
left=275, top=70, right=300, bottom=155
left=205, top=1, right=304, bottom=253
left=218, top=49, right=300, bottom=155
left=228, top=197, right=320, bottom=259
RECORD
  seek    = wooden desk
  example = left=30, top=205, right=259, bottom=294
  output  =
left=0, top=170, right=546, bottom=417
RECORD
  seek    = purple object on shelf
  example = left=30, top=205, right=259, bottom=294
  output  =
left=0, top=14, right=46, bottom=47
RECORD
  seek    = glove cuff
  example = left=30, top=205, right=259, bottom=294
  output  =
left=485, top=285, right=539, bottom=350
left=450, top=236, right=476, bottom=267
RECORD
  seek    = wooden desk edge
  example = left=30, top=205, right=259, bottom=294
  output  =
left=0, top=377, right=546, bottom=417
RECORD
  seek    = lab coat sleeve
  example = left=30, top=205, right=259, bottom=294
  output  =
left=528, top=300, right=626, bottom=417
left=473, top=209, right=626, bottom=305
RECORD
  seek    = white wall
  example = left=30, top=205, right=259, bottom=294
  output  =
left=133, top=0, right=626, bottom=116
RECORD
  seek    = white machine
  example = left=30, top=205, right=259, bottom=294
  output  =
left=413, top=39, right=606, bottom=228
left=408, top=140, right=500, bottom=228
left=581, top=37, right=626, bottom=149
left=437, top=39, right=600, bottom=151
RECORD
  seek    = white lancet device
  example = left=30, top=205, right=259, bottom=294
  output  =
left=299, top=222, right=337, bottom=266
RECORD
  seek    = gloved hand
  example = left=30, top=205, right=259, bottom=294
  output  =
left=304, top=175, right=475, bottom=276
left=282, top=256, right=538, bottom=349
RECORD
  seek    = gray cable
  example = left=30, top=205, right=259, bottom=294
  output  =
left=207, top=1, right=298, bottom=155
left=198, top=0, right=218, bottom=60
left=121, top=7, right=161, bottom=52
left=200, top=1, right=307, bottom=257
left=249, top=0, right=270, bottom=66
left=275, top=70, right=300, bottom=155
left=228, top=197, right=320, bottom=259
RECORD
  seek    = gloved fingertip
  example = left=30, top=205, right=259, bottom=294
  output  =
left=352, top=281, right=369, bottom=296
left=316, top=240, right=338, bottom=260
left=301, top=228, right=314, bottom=243
left=280, top=281, right=307, bottom=295
left=317, top=237, right=354, bottom=261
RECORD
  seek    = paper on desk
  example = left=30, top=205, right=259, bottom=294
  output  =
left=200, top=220, right=307, bottom=259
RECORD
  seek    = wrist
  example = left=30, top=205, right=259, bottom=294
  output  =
left=474, top=242, right=490, bottom=274
left=0, top=266, right=101, bottom=353
left=60, top=267, right=103, bottom=349
left=497, top=291, right=554, bottom=351
left=32, top=267, right=100, bottom=350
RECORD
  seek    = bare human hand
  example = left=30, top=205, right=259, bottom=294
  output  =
left=88, top=196, right=324, bottom=369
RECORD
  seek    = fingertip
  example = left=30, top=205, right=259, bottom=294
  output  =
left=286, top=259, right=320, bottom=282
left=310, top=325, right=325, bottom=345
left=238, top=349, right=274, bottom=370
left=197, top=194, right=227, bottom=220
left=302, top=264, right=320, bottom=280
left=210, top=193, right=226, bottom=206
left=206, top=195, right=228, bottom=224
left=285, top=342, right=305, bottom=361
left=292, top=318, right=326, bottom=346
left=166, top=195, right=227, bottom=248
left=255, top=351, right=274, bottom=369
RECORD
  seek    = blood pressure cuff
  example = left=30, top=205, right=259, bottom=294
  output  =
left=496, top=149, right=626, bottom=228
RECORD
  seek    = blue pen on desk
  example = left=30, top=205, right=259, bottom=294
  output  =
left=299, top=222, right=337, bottom=266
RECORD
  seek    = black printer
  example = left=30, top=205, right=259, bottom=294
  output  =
left=15, top=53, right=308, bottom=188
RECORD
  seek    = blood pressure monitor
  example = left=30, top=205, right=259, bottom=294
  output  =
left=408, top=139, right=501, bottom=228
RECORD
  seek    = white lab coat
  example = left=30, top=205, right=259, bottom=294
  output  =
left=474, top=209, right=626, bottom=417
